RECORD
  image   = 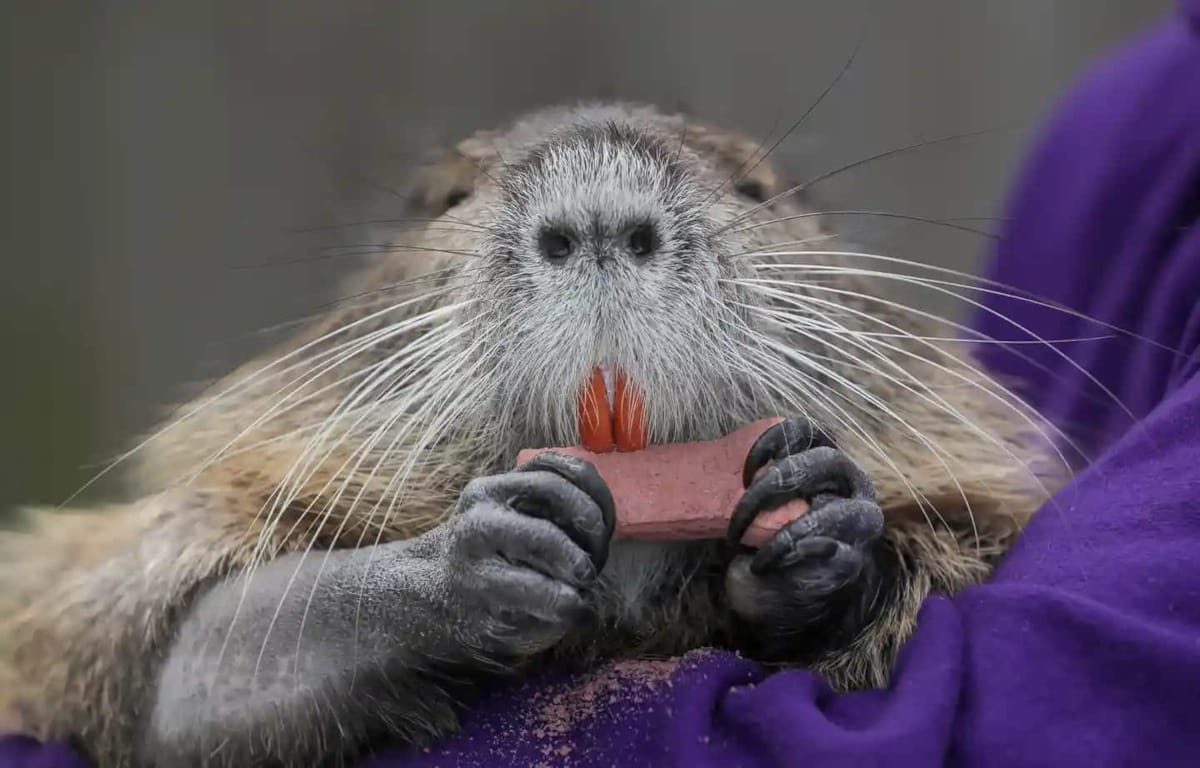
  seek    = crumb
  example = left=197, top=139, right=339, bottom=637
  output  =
left=529, top=658, right=678, bottom=736
left=514, top=656, right=680, bottom=763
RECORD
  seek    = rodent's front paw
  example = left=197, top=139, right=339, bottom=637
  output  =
left=725, top=417, right=891, bottom=663
left=449, top=452, right=615, bottom=655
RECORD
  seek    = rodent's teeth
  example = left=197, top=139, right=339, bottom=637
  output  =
left=598, top=361, right=617, bottom=406
left=576, top=362, right=648, bottom=453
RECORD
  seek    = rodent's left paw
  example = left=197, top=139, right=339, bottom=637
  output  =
left=724, top=416, right=890, bottom=662
left=445, top=451, right=616, bottom=658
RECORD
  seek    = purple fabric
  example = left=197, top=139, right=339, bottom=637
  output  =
left=4, top=3, right=1200, bottom=766
left=972, top=2, right=1200, bottom=462
left=0, top=737, right=88, bottom=768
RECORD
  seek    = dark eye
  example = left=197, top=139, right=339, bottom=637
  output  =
left=627, top=224, right=658, bottom=258
left=735, top=179, right=767, bottom=203
left=444, top=188, right=469, bottom=209
left=538, top=228, right=574, bottom=262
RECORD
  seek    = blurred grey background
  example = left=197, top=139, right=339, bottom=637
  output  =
left=1, top=0, right=1171, bottom=513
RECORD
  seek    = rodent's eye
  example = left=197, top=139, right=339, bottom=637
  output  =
left=735, top=179, right=767, bottom=203
left=444, top=189, right=470, bottom=209
left=538, top=228, right=574, bottom=263
left=627, top=224, right=659, bottom=258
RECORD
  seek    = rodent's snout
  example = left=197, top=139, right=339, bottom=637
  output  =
left=485, top=119, right=726, bottom=285
left=536, top=220, right=662, bottom=266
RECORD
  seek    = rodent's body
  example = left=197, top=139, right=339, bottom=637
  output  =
left=1, top=103, right=1064, bottom=767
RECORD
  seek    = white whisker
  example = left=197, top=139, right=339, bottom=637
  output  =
left=62, top=282, right=467, bottom=507
left=709, top=300, right=943, bottom=530
left=730, top=276, right=1078, bottom=488
left=740, top=261, right=1129, bottom=462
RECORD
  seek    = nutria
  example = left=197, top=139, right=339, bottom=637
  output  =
left=0, top=102, right=1063, bottom=767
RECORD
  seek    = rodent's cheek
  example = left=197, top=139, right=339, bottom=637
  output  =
left=652, top=249, right=725, bottom=285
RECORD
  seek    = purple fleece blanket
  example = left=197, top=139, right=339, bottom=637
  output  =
left=5, top=2, right=1200, bottom=766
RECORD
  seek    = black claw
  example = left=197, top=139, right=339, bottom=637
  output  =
left=515, top=451, right=616, bottom=565
left=728, top=447, right=874, bottom=546
left=463, top=473, right=608, bottom=570
left=517, top=452, right=616, bottom=533
left=742, top=417, right=838, bottom=489
left=751, top=534, right=839, bottom=574
left=750, top=498, right=882, bottom=574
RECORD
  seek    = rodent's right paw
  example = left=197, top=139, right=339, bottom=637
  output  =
left=724, top=417, right=890, bottom=664
left=449, top=452, right=615, bottom=654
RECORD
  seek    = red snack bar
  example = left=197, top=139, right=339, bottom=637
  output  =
left=517, top=417, right=808, bottom=548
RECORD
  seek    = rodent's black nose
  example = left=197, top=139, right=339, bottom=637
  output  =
left=539, top=228, right=574, bottom=263
left=538, top=222, right=660, bottom=264
left=626, top=223, right=659, bottom=260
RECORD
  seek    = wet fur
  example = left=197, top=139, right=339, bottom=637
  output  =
left=0, top=102, right=1064, bottom=766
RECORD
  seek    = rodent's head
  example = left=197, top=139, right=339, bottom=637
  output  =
left=406, top=103, right=823, bottom=452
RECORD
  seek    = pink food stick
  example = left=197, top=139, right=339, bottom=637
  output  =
left=516, top=417, right=808, bottom=548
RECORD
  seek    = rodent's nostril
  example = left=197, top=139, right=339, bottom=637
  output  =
left=539, top=228, right=574, bottom=263
left=627, top=224, right=658, bottom=259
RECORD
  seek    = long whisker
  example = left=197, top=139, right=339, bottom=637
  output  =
left=252, top=323, right=472, bottom=549
left=710, top=294, right=944, bottom=525
left=724, top=247, right=1177, bottom=442
left=831, top=333, right=1115, bottom=345
left=216, top=337, right=464, bottom=682
left=271, top=339, right=487, bottom=682
left=732, top=286, right=1067, bottom=539
left=731, top=210, right=997, bottom=240
left=745, top=322, right=970, bottom=536
left=748, top=260, right=1147, bottom=434
left=207, top=269, right=488, bottom=346
left=247, top=316, right=472, bottom=550
left=741, top=248, right=1183, bottom=359
left=218, top=320, right=477, bottom=683
left=216, top=318, right=469, bottom=596
left=59, top=270, right=472, bottom=480
left=342, top=340, right=505, bottom=680
left=731, top=271, right=1094, bottom=470
left=723, top=313, right=941, bottom=529
left=721, top=126, right=1013, bottom=231
left=287, top=216, right=492, bottom=235
left=58, top=282, right=467, bottom=508
left=176, top=302, right=472, bottom=492
left=701, top=12, right=869, bottom=210
left=231, top=243, right=485, bottom=271
left=201, top=322, right=471, bottom=674
left=749, top=283, right=1090, bottom=530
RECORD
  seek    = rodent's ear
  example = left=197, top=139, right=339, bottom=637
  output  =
left=685, top=125, right=785, bottom=207
left=405, top=132, right=500, bottom=218
left=406, top=152, right=479, bottom=218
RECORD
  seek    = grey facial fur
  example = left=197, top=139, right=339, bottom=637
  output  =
left=461, top=110, right=769, bottom=455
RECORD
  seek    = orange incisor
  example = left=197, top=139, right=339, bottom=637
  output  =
left=577, top=366, right=648, bottom=453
